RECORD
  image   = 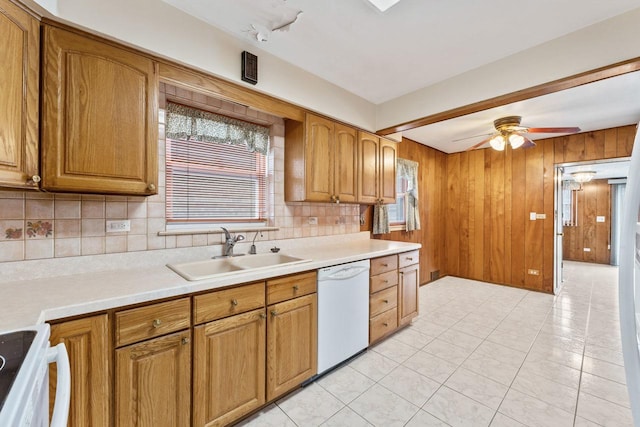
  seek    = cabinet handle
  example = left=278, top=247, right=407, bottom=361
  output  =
left=181, top=337, right=190, bottom=345
left=147, top=183, right=156, bottom=191
left=330, top=195, right=337, bottom=202
left=336, top=196, right=340, bottom=204
left=152, top=319, right=162, bottom=328
left=406, top=257, right=413, bottom=261
left=383, top=322, right=389, bottom=327
left=382, top=263, right=388, bottom=267
left=271, top=310, right=278, bottom=317
left=293, top=285, right=299, bottom=291
left=30, top=175, right=41, bottom=184
left=259, top=313, right=266, bottom=319
left=383, top=299, right=389, bottom=304
left=383, top=279, right=389, bottom=284
left=231, top=299, right=238, bottom=306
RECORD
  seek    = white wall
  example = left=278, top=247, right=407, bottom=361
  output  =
left=24, top=0, right=377, bottom=130
left=19, top=0, right=640, bottom=133
left=376, top=8, right=640, bottom=130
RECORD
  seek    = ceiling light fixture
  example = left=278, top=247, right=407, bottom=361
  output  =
left=572, top=171, right=596, bottom=183
left=489, top=135, right=505, bottom=151
left=366, top=0, right=401, bottom=12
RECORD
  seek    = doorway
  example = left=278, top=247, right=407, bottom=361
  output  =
left=554, top=158, right=630, bottom=293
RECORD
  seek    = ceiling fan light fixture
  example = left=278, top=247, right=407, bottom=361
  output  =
left=365, top=0, right=401, bottom=12
left=572, top=171, right=596, bottom=183
left=508, top=133, right=525, bottom=149
left=489, top=135, right=505, bottom=151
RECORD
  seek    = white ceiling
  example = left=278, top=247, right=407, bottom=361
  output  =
left=158, top=0, right=640, bottom=153
left=562, top=160, right=630, bottom=181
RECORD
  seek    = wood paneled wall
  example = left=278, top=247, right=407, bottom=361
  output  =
left=371, top=138, right=448, bottom=285
left=444, top=125, right=634, bottom=293
left=563, top=179, right=611, bottom=264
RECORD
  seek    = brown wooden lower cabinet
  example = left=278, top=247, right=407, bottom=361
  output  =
left=49, top=314, right=110, bottom=427
left=398, top=263, right=419, bottom=326
left=193, top=308, right=266, bottom=427
left=115, top=330, right=191, bottom=427
left=266, top=293, right=317, bottom=401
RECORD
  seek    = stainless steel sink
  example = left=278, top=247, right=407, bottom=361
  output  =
left=167, top=253, right=311, bottom=281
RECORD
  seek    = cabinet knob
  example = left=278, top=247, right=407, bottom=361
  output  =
left=147, top=183, right=156, bottom=191
left=152, top=319, right=162, bottom=328
left=293, top=285, right=299, bottom=291
left=30, top=175, right=41, bottom=184
left=383, top=299, right=389, bottom=304
left=259, top=313, right=266, bottom=319
left=231, top=299, right=238, bottom=306
left=382, top=263, right=388, bottom=267
left=383, top=322, right=389, bottom=327
left=271, top=310, right=278, bottom=317
left=335, top=196, right=340, bottom=204
left=383, top=279, right=389, bottom=284
left=181, top=337, right=190, bottom=345
left=330, top=195, right=336, bottom=202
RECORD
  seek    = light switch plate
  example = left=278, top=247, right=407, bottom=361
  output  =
left=584, top=248, right=591, bottom=252
left=530, top=212, right=537, bottom=221
left=597, top=216, right=606, bottom=222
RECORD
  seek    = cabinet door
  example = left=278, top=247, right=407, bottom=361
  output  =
left=334, top=123, right=358, bottom=203
left=193, top=309, right=266, bottom=427
left=398, top=263, right=419, bottom=326
left=0, top=0, right=39, bottom=189
left=358, top=131, right=379, bottom=204
left=379, top=138, right=397, bottom=204
left=49, top=314, right=110, bottom=427
left=41, top=26, right=158, bottom=195
left=116, top=330, right=191, bottom=427
left=267, top=293, right=317, bottom=401
left=304, top=113, right=334, bottom=202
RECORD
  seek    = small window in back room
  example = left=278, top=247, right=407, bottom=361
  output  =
left=164, top=102, right=270, bottom=226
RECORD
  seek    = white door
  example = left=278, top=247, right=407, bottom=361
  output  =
left=554, top=166, right=564, bottom=294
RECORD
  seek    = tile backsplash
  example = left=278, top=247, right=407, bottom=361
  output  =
left=0, top=84, right=360, bottom=263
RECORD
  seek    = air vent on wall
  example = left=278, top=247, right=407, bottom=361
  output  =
left=241, top=51, right=258, bottom=85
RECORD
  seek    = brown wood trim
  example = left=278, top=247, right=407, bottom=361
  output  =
left=377, top=56, right=640, bottom=135
left=158, top=62, right=305, bottom=122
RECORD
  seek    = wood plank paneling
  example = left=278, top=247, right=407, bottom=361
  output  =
left=563, top=179, right=611, bottom=264
left=374, top=138, right=448, bottom=285
left=373, top=125, right=632, bottom=293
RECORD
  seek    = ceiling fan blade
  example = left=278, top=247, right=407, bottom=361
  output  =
left=465, top=136, right=492, bottom=151
left=452, top=132, right=493, bottom=143
left=525, top=127, right=581, bottom=134
left=522, top=136, right=536, bottom=149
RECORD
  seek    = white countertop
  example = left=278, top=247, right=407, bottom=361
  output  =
left=0, top=239, right=420, bottom=331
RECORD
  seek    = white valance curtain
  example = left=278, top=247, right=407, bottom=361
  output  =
left=165, top=102, right=270, bottom=155
left=398, top=158, right=421, bottom=232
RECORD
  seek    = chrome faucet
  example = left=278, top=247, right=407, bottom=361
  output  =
left=221, top=227, right=245, bottom=257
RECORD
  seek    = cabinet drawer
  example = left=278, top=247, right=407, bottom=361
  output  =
left=267, top=271, right=317, bottom=305
left=371, top=255, right=397, bottom=276
left=370, top=269, right=398, bottom=293
left=369, top=286, right=397, bottom=318
left=193, top=282, right=265, bottom=325
left=398, top=250, right=419, bottom=268
left=370, top=308, right=398, bottom=343
left=115, top=298, right=190, bottom=347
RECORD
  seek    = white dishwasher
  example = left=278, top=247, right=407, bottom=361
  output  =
left=317, top=259, right=370, bottom=374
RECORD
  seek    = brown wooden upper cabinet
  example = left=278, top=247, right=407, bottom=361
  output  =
left=0, top=0, right=40, bottom=190
left=358, top=131, right=397, bottom=204
left=41, top=25, right=159, bottom=195
left=285, top=113, right=358, bottom=203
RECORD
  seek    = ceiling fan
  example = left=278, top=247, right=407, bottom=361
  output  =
left=466, top=116, right=581, bottom=151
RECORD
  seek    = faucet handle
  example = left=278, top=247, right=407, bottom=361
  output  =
left=220, top=227, right=231, bottom=240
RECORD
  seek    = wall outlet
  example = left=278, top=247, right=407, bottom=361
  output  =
left=106, top=220, right=130, bottom=232
left=536, top=213, right=546, bottom=219
left=308, top=217, right=318, bottom=225
left=584, top=248, right=591, bottom=252
left=530, top=212, right=537, bottom=221
left=527, top=269, right=540, bottom=276
left=596, top=216, right=606, bottom=223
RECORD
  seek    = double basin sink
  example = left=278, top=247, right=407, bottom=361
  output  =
left=168, top=253, right=311, bottom=281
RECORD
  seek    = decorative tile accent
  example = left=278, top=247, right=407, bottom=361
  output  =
left=26, top=221, right=53, bottom=238
left=4, top=227, right=23, bottom=240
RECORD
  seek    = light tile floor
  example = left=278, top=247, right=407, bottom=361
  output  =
left=238, top=261, right=633, bottom=426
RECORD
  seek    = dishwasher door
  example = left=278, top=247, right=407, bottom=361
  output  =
left=317, top=259, right=370, bottom=374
